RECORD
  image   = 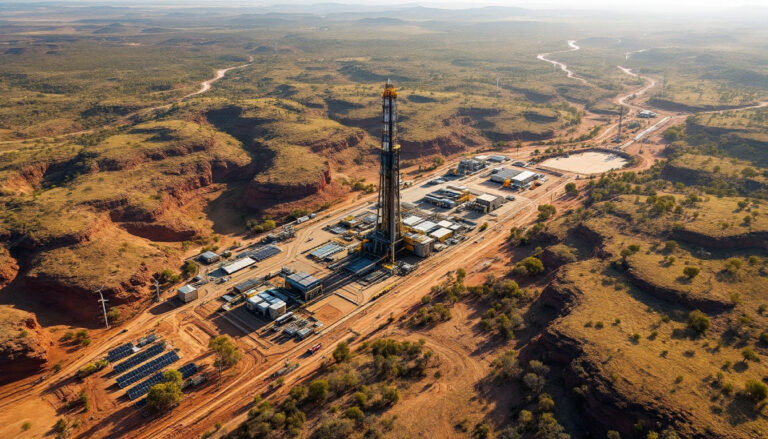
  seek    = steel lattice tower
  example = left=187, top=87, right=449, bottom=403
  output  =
left=370, top=79, right=403, bottom=265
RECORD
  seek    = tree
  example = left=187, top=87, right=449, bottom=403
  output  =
left=687, top=310, right=710, bottom=335
left=744, top=379, right=768, bottom=403
left=333, top=341, right=351, bottom=363
left=537, top=204, right=556, bottom=221
left=289, top=385, right=306, bottom=401
left=146, top=370, right=183, bottom=413
left=307, top=379, right=329, bottom=402
left=183, top=260, right=198, bottom=278
left=682, top=266, right=700, bottom=279
left=565, top=182, right=578, bottom=196
left=513, top=257, right=544, bottom=277
left=343, top=406, right=365, bottom=423
left=209, top=335, right=242, bottom=388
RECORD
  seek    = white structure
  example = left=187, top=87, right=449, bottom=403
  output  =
left=512, top=170, right=537, bottom=186
left=222, top=257, right=256, bottom=275
left=177, top=285, right=198, bottom=303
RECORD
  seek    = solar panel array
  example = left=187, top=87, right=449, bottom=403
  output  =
left=113, top=342, right=165, bottom=374
left=117, top=351, right=179, bottom=388
left=107, top=343, right=135, bottom=363
left=250, top=244, right=281, bottom=261
left=136, top=333, right=157, bottom=347
left=125, top=363, right=197, bottom=400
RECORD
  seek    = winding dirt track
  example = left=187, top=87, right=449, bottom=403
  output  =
left=0, top=57, right=253, bottom=147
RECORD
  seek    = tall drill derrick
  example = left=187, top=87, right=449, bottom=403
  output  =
left=371, top=79, right=403, bottom=265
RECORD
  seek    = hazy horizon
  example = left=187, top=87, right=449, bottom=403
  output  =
left=2, top=0, right=767, bottom=14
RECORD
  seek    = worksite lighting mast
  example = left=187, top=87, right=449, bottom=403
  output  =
left=370, top=79, right=403, bottom=265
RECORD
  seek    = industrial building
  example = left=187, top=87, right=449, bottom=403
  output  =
left=490, top=168, right=522, bottom=184
left=413, top=220, right=439, bottom=235
left=234, top=279, right=260, bottom=295
left=222, top=257, right=256, bottom=275
left=638, top=109, right=657, bottom=118
left=246, top=289, right=288, bottom=320
left=473, top=194, right=503, bottom=213
left=511, top=170, right=537, bottom=187
left=457, top=158, right=484, bottom=175
left=487, top=155, right=509, bottom=163
left=177, top=285, right=198, bottom=303
left=285, top=271, right=323, bottom=301
left=429, top=227, right=453, bottom=242
left=200, top=251, right=220, bottom=265
left=403, top=233, right=434, bottom=257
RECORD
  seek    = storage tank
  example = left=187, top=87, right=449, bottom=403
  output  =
left=269, top=301, right=287, bottom=320
left=246, top=295, right=264, bottom=312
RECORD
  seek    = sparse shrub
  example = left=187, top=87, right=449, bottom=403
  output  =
left=723, top=258, right=743, bottom=274
left=343, top=406, right=365, bottom=423
left=307, top=379, right=329, bottom=402
left=741, top=347, right=759, bottom=362
left=682, top=266, right=700, bottom=279
left=744, top=379, right=768, bottom=402
left=675, top=375, right=683, bottom=384
left=333, top=341, right=351, bottom=363
left=513, top=257, right=544, bottom=277
left=595, top=321, right=605, bottom=329
left=21, top=422, right=31, bottom=431
left=607, top=431, right=622, bottom=439
left=687, top=310, right=710, bottom=335
left=537, top=393, right=555, bottom=412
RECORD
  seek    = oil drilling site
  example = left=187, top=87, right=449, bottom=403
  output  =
left=171, top=79, right=524, bottom=342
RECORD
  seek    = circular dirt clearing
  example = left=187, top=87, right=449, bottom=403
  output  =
left=540, top=151, right=628, bottom=174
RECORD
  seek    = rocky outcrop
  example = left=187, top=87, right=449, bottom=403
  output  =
left=0, top=246, right=18, bottom=286
left=673, top=228, right=768, bottom=251
left=0, top=312, right=49, bottom=382
left=400, top=134, right=480, bottom=159
left=242, top=168, right=332, bottom=208
left=308, top=131, right=366, bottom=154
left=648, top=97, right=755, bottom=114
left=24, top=263, right=152, bottom=322
left=525, top=277, right=711, bottom=439
left=624, top=266, right=732, bottom=313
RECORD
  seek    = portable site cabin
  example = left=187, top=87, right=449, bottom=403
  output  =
left=177, top=285, right=198, bottom=303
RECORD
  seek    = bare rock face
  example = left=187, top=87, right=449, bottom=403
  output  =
left=0, top=246, right=18, bottom=286
left=0, top=311, right=49, bottom=382
left=242, top=168, right=332, bottom=208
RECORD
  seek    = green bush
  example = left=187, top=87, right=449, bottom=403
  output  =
left=513, top=257, right=544, bottom=277
left=333, top=341, right=351, bottom=362
left=744, top=379, right=768, bottom=402
left=687, top=310, right=710, bottom=334
left=682, top=266, right=700, bottom=279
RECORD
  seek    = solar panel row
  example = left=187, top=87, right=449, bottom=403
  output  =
left=136, top=333, right=157, bottom=347
left=117, top=351, right=179, bottom=388
left=126, top=362, right=198, bottom=400
left=113, top=342, right=165, bottom=373
left=250, top=245, right=281, bottom=261
left=107, top=343, right=135, bottom=363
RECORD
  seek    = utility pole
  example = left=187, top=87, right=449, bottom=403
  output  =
left=615, top=106, right=624, bottom=143
left=95, top=286, right=109, bottom=329
left=153, top=278, right=161, bottom=303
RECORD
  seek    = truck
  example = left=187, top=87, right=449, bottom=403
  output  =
left=307, top=343, right=322, bottom=355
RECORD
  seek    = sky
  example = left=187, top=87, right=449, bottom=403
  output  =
left=13, top=0, right=768, bottom=14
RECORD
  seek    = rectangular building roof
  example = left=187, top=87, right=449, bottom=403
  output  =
left=178, top=285, right=196, bottom=294
left=201, top=251, right=219, bottom=260
left=477, top=194, right=499, bottom=203
left=414, top=220, right=438, bottom=234
left=437, top=220, right=453, bottom=228
left=512, top=170, right=536, bottom=182
left=287, top=272, right=321, bottom=290
left=222, top=257, right=256, bottom=274
left=269, top=301, right=286, bottom=309
left=403, top=215, right=424, bottom=227
left=429, top=228, right=452, bottom=240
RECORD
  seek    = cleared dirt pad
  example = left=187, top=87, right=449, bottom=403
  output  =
left=541, top=151, right=627, bottom=174
left=307, top=295, right=357, bottom=325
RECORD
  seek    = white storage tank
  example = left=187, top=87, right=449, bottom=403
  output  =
left=256, top=301, right=270, bottom=316
left=246, top=295, right=263, bottom=312
left=269, top=301, right=287, bottom=320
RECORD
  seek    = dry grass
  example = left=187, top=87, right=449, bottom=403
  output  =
left=555, top=261, right=768, bottom=437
